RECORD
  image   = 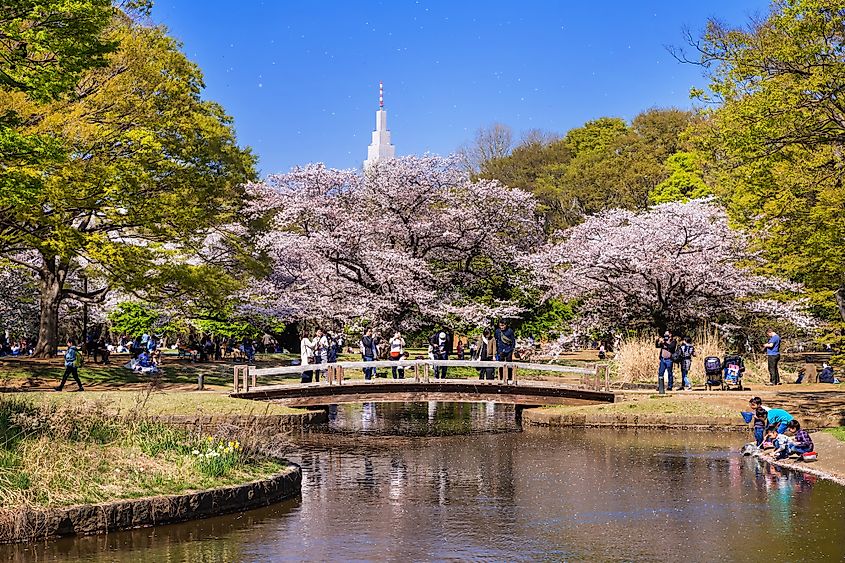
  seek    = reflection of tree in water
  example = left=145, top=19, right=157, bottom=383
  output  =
left=327, top=401, right=520, bottom=436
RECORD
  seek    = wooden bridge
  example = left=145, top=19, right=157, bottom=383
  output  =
left=230, top=359, right=615, bottom=407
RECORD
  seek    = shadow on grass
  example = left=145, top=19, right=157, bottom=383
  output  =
left=0, top=354, right=299, bottom=390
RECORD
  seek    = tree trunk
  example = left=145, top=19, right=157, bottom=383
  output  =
left=32, top=260, right=65, bottom=358
left=835, top=286, right=845, bottom=323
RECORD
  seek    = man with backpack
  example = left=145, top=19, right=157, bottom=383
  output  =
left=56, top=338, right=84, bottom=392
left=677, top=336, right=695, bottom=391
left=429, top=330, right=450, bottom=379
left=655, top=330, right=677, bottom=392
left=495, top=320, right=516, bottom=380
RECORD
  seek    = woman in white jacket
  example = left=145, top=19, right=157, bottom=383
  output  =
left=300, top=334, right=316, bottom=383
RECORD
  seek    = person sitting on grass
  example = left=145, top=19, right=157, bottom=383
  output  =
left=776, top=420, right=815, bottom=460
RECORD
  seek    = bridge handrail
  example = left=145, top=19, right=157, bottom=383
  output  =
left=248, top=359, right=595, bottom=377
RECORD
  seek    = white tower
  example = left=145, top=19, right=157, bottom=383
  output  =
left=364, top=81, right=395, bottom=169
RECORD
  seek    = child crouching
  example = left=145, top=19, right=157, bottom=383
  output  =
left=775, top=420, right=814, bottom=460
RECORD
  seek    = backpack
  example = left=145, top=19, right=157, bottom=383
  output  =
left=670, top=346, right=682, bottom=363
left=72, top=348, right=83, bottom=368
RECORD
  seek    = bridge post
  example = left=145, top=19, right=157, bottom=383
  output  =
left=512, top=364, right=518, bottom=385
left=251, top=367, right=256, bottom=390
left=424, top=363, right=430, bottom=383
left=243, top=366, right=250, bottom=392
left=339, top=366, right=344, bottom=385
left=233, top=366, right=240, bottom=393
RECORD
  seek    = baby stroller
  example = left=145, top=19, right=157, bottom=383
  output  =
left=722, top=355, right=745, bottom=390
left=704, top=356, right=723, bottom=390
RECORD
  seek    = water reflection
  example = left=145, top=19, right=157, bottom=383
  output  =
left=4, top=402, right=845, bottom=562
left=326, top=401, right=521, bottom=435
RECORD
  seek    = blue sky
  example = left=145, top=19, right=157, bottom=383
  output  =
left=151, top=0, right=769, bottom=176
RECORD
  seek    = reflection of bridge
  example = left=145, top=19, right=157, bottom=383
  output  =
left=231, top=360, right=615, bottom=407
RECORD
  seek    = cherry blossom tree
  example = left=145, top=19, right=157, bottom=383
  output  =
left=243, top=155, right=542, bottom=331
left=0, top=258, right=40, bottom=338
left=530, top=199, right=810, bottom=332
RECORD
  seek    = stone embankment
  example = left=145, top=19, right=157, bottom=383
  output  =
left=522, top=409, right=749, bottom=431
left=0, top=465, right=301, bottom=544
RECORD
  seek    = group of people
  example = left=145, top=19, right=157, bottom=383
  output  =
left=745, top=397, right=815, bottom=460
left=655, top=331, right=696, bottom=391
left=0, top=335, right=34, bottom=357
left=299, top=328, right=344, bottom=383
left=655, top=327, right=799, bottom=390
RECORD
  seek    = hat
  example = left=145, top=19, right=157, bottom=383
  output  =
left=438, top=332, right=446, bottom=342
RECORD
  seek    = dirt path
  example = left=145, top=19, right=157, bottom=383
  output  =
left=759, top=432, right=845, bottom=485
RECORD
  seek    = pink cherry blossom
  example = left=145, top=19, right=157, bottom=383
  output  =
left=242, top=156, right=543, bottom=330
left=530, top=199, right=810, bottom=331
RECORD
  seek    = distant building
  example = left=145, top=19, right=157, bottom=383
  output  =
left=364, top=81, right=395, bottom=169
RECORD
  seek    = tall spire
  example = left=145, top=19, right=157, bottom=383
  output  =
left=364, top=81, right=395, bottom=169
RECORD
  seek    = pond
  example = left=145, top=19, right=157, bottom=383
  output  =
left=6, top=402, right=845, bottom=562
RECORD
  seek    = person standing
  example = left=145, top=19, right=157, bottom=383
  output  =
left=312, top=328, right=328, bottom=381
left=430, top=331, right=450, bottom=379
left=494, top=320, right=516, bottom=380
left=56, top=339, right=84, bottom=392
left=300, top=333, right=316, bottom=383
left=655, top=330, right=677, bottom=391
left=677, top=335, right=695, bottom=391
left=389, top=332, right=406, bottom=379
left=475, top=327, right=496, bottom=380
left=763, top=328, right=781, bottom=385
left=361, top=328, right=377, bottom=381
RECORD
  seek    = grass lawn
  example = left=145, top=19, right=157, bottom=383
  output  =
left=21, top=390, right=305, bottom=416
left=537, top=396, right=741, bottom=419
left=824, top=427, right=845, bottom=442
left=1, top=351, right=599, bottom=390
left=0, top=396, right=290, bottom=509
left=0, top=353, right=298, bottom=389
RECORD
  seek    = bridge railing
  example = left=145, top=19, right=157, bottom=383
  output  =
left=232, top=359, right=611, bottom=394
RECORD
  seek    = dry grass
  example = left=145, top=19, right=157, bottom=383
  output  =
left=539, top=396, right=740, bottom=419
left=0, top=395, right=288, bottom=510
left=613, top=333, right=725, bottom=386
left=21, top=390, right=303, bottom=417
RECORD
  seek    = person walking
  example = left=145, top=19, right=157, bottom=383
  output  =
left=763, top=328, right=781, bottom=385
left=388, top=332, right=406, bottom=379
left=655, top=330, right=677, bottom=392
left=677, top=335, right=695, bottom=390
left=56, top=338, right=84, bottom=392
left=475, top=327, right=496, bottom=380
left=361, top=328, right=378, bottom=381
left=494, top=320, right=516, bottom=380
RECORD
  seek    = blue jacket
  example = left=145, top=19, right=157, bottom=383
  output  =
left=495, top=327, right=516, bottom=355
left=64, top=346, right=77, bottom=367
left=766, top=408, right=793, bottom=427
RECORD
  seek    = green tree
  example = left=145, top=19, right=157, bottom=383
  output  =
left=0, top=0, right=140, bottom=99
left=648, top=151, right=711, bottom=204
left=688, top=0, right=845, bottom=346
left=479, top=110, right=693, bottom=230
left=0, top=16, right=256, bottom=356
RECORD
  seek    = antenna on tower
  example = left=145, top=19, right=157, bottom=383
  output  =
left=379, top=81, right=384, bottom=109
